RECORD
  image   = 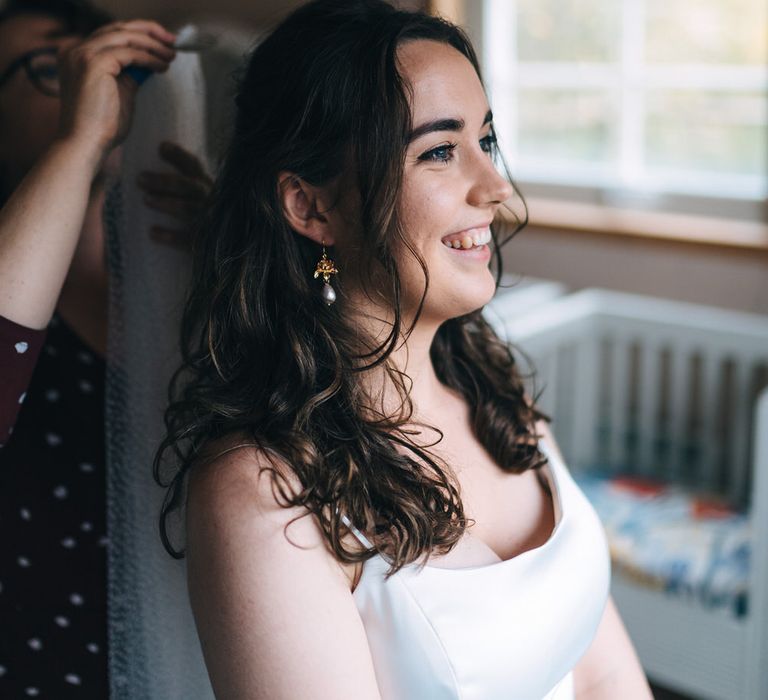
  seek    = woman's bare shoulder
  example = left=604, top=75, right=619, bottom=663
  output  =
left=187, top=432, right=312, bottom=543
left=191, top=431, right=278, bottom=484
left=186, top=432, right=362, bottom=587
left=184, top=433, right=381, bottom=699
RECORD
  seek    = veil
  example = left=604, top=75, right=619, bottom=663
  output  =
left=103, top=49, right=216, bottom=699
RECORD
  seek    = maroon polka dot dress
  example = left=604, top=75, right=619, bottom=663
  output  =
left=0, top=313, right=108, bottom=698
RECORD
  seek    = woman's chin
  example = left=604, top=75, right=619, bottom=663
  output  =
left=425, top=272, right=497, bottom=322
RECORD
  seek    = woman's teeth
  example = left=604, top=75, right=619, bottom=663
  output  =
left=441, top=227, right=491, bottom=249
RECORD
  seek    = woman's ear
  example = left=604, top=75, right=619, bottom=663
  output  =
left=277, top=172, right=335, bottom=245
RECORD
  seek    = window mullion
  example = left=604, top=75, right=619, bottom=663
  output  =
left=619, top=0, right=646, bottom=189
left=484, top=0, right=519, bottom=165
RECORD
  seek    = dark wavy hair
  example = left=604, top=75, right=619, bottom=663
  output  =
left=155, top=0, right=549, bottom=574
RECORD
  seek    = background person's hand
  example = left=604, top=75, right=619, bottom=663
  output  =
left=137, top=141, right=213, bottom=250
left=57, top=20, right=176, bottom=167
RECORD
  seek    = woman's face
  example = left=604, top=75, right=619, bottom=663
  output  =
left=0, top=14, right=78, bottom=195
left=395, top=39, right=514, bottom=325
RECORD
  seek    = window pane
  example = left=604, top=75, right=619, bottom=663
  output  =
left=645, top=90, right=767, bottom=175
left=485, top=0, right=768, bottom=202
left=516, top=0, right=620, bottom=62
left=646, top=0, right=768, bottom=64
left=518, top=89, right=617, bottom=163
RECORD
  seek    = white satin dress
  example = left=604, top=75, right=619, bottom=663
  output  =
left=345, top=438, right=611, bottom=699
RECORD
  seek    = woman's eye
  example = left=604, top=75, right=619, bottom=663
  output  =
left=418, top=143, right=457, bottom=163
left=480, top=133, right=497, bottom=154
left=417, top=133, right=497, bottom=163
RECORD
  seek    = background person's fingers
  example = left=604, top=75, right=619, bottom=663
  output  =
left=91, top=46, right=172, bottom=78
left=115, top=19, right=176, bottom=44
left=55, top=22, right=177, bottom=154
left=158, top=142, right=212, bottom=183
left=137, top=172, right=210, bottom=199
left=87, top=19, right=128, bottom=38
left=89, top=19, right=175, bottom=46
left=143, top=193, right=204, bottom=222
left=86, top=30, right=176, bottom=61
left=149, top=226, right=192, bottom=250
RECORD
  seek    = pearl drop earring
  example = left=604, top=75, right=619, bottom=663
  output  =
left=313, top=240, right=339, bottom=305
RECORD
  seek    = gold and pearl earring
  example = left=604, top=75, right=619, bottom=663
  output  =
left=313, top=240, right=339, bottom=305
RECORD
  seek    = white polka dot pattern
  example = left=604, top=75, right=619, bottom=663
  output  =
left=1, top=313, right=108, bottom=696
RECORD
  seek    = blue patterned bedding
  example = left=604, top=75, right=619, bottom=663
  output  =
left=575, top=472, right=751, bottom=618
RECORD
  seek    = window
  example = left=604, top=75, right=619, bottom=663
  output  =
left=482, top=0, right=768, bottom=219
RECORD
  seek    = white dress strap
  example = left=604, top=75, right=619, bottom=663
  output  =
left=341, top=513, right=375, bottom=550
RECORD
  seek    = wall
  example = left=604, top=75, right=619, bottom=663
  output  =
left=96, top=0, right=425, bottom=27
left=503, top=226, right=768, bottom=315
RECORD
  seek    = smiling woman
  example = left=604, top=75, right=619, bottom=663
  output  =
left=389, top=39, right=513, bottom=322
left=154, top=1, right=652, bottom=698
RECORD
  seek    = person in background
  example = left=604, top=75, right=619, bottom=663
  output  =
left=0, top=1, right=211, bottom=696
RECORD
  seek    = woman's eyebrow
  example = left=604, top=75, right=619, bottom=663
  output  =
left=408, top=109, right=493, bottom=143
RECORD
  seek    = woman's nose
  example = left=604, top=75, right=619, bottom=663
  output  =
left=466, top=150, right=514, bottom=207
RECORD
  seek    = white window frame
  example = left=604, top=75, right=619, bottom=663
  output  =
left=473, top=0, right=768, bottom=223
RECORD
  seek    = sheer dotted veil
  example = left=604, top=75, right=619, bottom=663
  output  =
left=103, top=50, right=215, bottom=700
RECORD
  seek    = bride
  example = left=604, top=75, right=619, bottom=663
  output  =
left=156, top=1, right=653, bottom=697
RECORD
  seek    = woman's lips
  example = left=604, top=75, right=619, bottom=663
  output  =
left=442, top=241, right=492, bottom=261
left=441, top=225, right=492, bottom=250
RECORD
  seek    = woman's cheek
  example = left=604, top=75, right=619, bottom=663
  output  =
left=401, top=175, right=458, bottom=247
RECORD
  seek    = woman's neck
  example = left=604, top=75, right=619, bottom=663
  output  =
left=353, top=303, right=450, bottom=423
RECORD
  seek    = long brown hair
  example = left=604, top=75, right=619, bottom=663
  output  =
left=155, top=0, right=549, bottom=574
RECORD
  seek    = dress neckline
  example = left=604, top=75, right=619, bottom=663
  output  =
left=358, top=437, right=565, bottom=576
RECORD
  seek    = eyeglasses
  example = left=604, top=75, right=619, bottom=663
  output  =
left=0, top=47, right=60, bottom=97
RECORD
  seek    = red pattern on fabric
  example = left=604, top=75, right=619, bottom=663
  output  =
left=0, top=314, right=47, bottom=445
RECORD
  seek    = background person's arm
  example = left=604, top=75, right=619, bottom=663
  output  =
left=186, top=445, right=383, bottom=700
left=0, top=20, right=176, bottom=329
left=0, top=137, right=106, bottom=329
